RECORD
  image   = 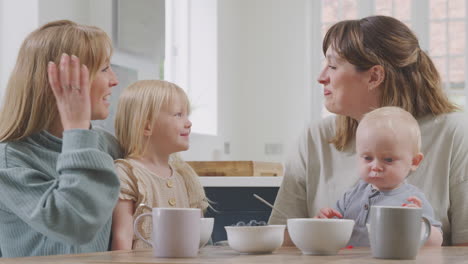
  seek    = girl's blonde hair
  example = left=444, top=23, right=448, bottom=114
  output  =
left=323, top=15, right=458, bottom=151
left=115, top=80, right=208, bottom=210
left=0, top=20, right=113, bottom=142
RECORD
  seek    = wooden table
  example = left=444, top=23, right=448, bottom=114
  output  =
left=1, top=246, right=467, bottom=264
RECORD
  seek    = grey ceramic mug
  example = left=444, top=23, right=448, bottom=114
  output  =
left=369, top=206, right=431, bottom=260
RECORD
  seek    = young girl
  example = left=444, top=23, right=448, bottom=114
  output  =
left=111, top=80, right=209, bottom=250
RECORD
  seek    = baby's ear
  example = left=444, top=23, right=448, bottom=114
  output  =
left=410, top=153, right=424, bottom=171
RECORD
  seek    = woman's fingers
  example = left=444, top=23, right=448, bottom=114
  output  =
left=47, top=61, right=61, bottom=96
left=80, top=64, right=90, bottom=96
left=70, top=55, right=81, bottom=91
left=59, top=53, right=70, bottom=90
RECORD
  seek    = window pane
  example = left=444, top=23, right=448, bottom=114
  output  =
left=322, top=23, right=333, bottom=39
left=375, top=0, right=392, bottom=16
left=429, top=22, right=446, bottom=56
left=449, top=56, right=465, bottom=86
left=449, top=0, right=465, bottom=18
left=448, top=94, right=466, bottom=109
left=393, top=0, right=411, bottom=21
left=403, top=21, right=412, bottom=29
left=342, top=0, right=358, bottom=20
left=449, top=21, right=465, bottom=55
left=432, top=57, right=447, bottom=82
left=323, top=0, right=340, bottom=24
left=430, top=0, right=447, bottom=19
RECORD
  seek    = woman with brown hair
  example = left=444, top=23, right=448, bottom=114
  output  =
left=269, top=15, right=468, bottom=246
left=0, top=20, right=120, bottom=257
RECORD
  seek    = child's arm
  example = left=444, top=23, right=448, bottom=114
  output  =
left=403, top=196, right=443, bottom=247
left=111, top=199, right=135, bottom=250
left=315, top=207, right=343, bottom=219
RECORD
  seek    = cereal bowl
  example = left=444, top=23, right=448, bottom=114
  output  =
left=225, top=225, right=285, bottom=254
left=287, top=218, right=354, bottom=255
left=200, top=218, right=214, bottom=248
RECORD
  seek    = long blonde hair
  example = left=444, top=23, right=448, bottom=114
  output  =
left=115, top=80, right=208, bottom=210
left=0, top=20, right=112, bottom=142
left=323, top=16, right=458, bottom=151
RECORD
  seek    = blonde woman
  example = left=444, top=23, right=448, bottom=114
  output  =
left=270, top=16, right=468, bottom=246
left=0, top=20, right=120, bottom=257
left=111, top=80, right=208, bottom=250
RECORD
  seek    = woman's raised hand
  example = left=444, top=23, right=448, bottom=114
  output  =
left=48, top=53, right=91, bottom=130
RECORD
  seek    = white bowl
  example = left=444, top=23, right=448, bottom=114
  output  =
left=287, top=218, right=354, bottom=255
left=200, top=218, right=214, bottom=248
left=225, top=225, right=285, bottom=254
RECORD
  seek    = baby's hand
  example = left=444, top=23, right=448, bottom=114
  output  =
left=316, top=208, right=343, bottom=219
left=402, top=196, right=422, bottom=208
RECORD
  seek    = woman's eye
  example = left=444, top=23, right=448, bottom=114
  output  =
left=364, top=156, right=372, bottom=161
left=175, top=113, right=182, bottom=117
left=328, top=65, right=337, bottom=70
left=384, top=158, right=393, bottom=163
left=101, top=66, right=109, bottom=72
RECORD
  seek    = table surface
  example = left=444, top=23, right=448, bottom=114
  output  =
left=1, top=246, right=467, bottom=264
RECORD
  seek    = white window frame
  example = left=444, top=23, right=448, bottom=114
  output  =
left=165, top=0, right=218, bottom=136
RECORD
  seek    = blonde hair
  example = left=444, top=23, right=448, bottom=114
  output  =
left=322, top=16, right=458, bottom=151
left=0, top=20, right=112, bottom=142
left=115, top=80, right=208, bottom=210
left=357, top=107, right=421, bottom=154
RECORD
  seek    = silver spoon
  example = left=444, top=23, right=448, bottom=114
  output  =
left=253, top=194, right=288, bottom=219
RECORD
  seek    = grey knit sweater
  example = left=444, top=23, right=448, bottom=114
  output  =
left=0, top=129, right=121, bottom=258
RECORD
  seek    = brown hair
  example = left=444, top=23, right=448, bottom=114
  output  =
left=322, top=15, right=458, bottom=151
left=0, top=20, right=112, bottom=142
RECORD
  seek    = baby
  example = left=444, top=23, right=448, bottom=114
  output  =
left=317, top=106, right=443, bottom=246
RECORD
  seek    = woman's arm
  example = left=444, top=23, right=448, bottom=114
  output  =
left=404, top=196, right=442, bottom=247
left=0, top=133, right=120, bottom=245
left=111, top=199, right=135, bottom=250
left=269, top=127, right=311, bottom=225
left=282, top=229, right=295, bottom=247
left=425, top=226, right=443, bottom=247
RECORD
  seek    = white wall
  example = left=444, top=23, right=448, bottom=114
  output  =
left=0, top=0, right=39, bottom=101
left=215, top=0, right=322, bottom=162
left=0, top=0, right=102, bottom=102
left=38, top=0, right=90, bottom=25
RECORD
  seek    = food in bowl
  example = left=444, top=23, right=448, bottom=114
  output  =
left=231, top=220, right=267, bottom=226
left=225, top=224, right=285, bottom=254
left=287, top=218, right=354, bottom=255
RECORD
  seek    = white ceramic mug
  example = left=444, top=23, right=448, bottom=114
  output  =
left=134, top=208, right=201, bottom=258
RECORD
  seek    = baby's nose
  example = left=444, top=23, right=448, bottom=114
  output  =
left=371, top=162, right=383, bottom=172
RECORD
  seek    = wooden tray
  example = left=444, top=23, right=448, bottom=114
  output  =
left=187, top=161, right=283, bottom=177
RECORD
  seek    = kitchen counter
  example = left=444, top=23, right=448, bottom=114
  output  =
left=199, top=176, right=283, bottom=187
